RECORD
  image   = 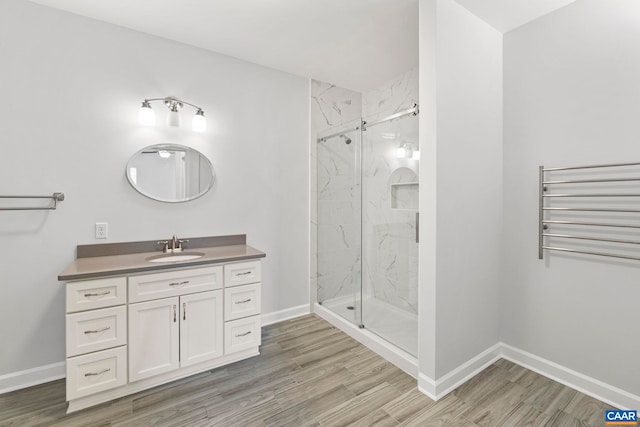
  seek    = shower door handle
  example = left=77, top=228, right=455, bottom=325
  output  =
left=415, top=212, right=419, bottom=244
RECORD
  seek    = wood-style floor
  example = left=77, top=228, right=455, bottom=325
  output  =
left=0, top=314, right=614, bottom=426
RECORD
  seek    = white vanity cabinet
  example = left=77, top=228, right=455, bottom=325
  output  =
left=63, top=258, right=262, bottom=413
left=65, top=277, right=128, bottom=402
left=223, top=260, right=262, bottom=355
left=128, top=290, right=224, bottom=381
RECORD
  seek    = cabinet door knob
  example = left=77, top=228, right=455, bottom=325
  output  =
left=173, top=305, right=176, bottom=322
left=183, top=302, right=186, bottom=320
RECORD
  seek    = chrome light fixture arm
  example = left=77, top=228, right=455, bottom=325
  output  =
left=139, top=96, right=206, bottom=131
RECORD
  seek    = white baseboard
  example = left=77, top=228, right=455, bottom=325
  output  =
left=416, top=342, right=640, bottom=410
left=4, top=313, right=639, bottom=412
left=418, top=372, right=437, bottom=400
left=500, top=342, right=640, bottom=410
left=417, top=343, right=502, bottom=402
left=0, top=361, right=65, bottom=395
left=261, top=303, right=311, bottom=326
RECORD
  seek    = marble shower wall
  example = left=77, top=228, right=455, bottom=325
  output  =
left=361, top=67, right=419, bottom=315
left=363, top=68, right=419, bottom=120
left=310, top=81, right=362, bottom=304
left=310, top=67, right=418, bottom=315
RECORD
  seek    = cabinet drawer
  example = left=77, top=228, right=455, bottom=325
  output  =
left=66, top=346, right=127, bottom=400
left=66, top=277, right=126, bottom=313
left=66, top=306, right=126, bottom=357
left=224, top=283, right=261, bottom=321
left=129, top=266, right=222, bottom=303
left=224, top=315, right=261, bottom=355
left=224, top=261, right=261, bottom=287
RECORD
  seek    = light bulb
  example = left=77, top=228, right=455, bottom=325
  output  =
left=167, top=109, right=181, bottom=127
left=158, top=150, right=171, bottom=159
left=412, top=150, right=420, bottom=160
left=138, top=101, right=155, bottom=126
left=192, top=109, right=206, bottom=132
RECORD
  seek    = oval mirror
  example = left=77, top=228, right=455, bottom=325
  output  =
left=126, top=144, right=215, bottom=203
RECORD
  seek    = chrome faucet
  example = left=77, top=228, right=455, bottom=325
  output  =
left=157, top=235, right=189, bottom=253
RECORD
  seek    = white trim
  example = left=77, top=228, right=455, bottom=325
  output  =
left=261, top=304, right=310, bottom=326
left=500, top=342, right=640, bottom=410
left=313, top=303, right=418, bottom=378
left=416, top=343, right=501, bottom=402
left=0, top=361, right=65, bottom=394
left=415, top=342, right=640, bottom=409
left=433, top=343, right=502, bottom=399
left=4, top=316, right=639, bottom=413
left=418, top=372, right=437, bottom=400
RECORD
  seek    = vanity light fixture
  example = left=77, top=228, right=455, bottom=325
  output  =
left=138, top=96, right=206, bottom=132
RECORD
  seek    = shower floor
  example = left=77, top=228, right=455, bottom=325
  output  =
left=322, top=295, right=418, bottom=357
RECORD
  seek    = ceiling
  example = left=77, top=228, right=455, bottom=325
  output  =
left=454, top=0, right=576, bottom=33
left=27, top=0, right=574, bottom=92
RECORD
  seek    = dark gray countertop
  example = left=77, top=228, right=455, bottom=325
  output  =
left=58, top=235, right=265, bottom=281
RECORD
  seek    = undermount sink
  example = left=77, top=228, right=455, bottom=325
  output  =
left=146, top=252, right=205, bottom=263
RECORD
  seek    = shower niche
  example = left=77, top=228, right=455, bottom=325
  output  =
left=390, top=168, right=419, bottom=211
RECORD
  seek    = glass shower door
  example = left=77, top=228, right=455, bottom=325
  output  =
left=316, top=120, right=363, bottom=327
left=361, top=114, right=419, bottom=356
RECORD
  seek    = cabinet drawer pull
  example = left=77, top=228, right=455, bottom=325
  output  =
left=84, top=326, right=111, bottom=335
left=84, top=368, right=110, bottom=377
left=168, top=280, right=189, bottom=287
left=236, top=271, right=252, bottom=276
left=235, top=298, right=252, bottom=304
left=235, top=331, right=252, bottom=338
left=84, top=291, right=110, bottom=297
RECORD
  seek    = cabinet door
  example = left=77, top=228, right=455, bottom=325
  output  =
left=180, top=290, right=223, bottom=368
left=129, top=297, right=179, bottom=382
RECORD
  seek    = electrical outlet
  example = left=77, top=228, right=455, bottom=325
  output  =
left=95, top=222, right=108, bottom=239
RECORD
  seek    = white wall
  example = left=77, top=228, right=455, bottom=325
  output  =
left=418, top=0, right=438, bottom=381
left=434, top=0, right=503, bottom=377
left=418, top=0, right=503, bottom=385
left=503, top=0, right=640, bottom=396
left=0, top=0, right=309, bottom=378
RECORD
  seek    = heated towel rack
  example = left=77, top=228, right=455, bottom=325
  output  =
left=539, top=162, right=640, bottom=261
left=0, top=193, right=65, bottom=211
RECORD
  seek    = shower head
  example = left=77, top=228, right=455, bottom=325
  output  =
left=340, top=135, right=352, bottom=145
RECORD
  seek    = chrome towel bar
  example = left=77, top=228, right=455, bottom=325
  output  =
left=539, top=162, right=640, bottom=262
left=0, top=192, right=65, bottom=211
